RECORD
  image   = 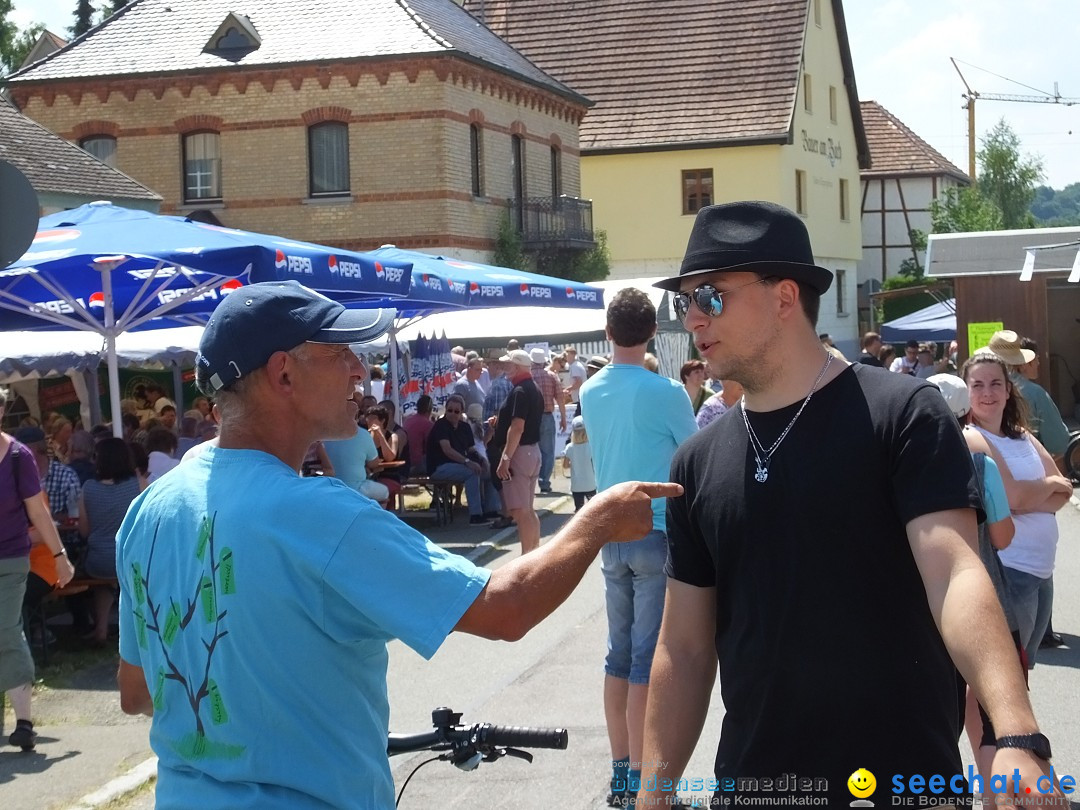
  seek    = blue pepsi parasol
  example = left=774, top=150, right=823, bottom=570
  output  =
left=0, top=202, right=412, bottom=434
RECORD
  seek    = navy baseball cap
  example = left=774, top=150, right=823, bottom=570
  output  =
left=196, top=281, right=395, bottom=393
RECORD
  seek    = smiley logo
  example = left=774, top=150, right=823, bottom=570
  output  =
left=847, top=768, right=876, bottom=799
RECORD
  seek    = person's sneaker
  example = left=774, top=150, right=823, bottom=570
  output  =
left=8, top=720, right=36, bottom=751
left=469, top=515, right=490, bottom=525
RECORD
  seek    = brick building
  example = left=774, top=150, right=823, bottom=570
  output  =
left=7, top=0, right=591, bottom=260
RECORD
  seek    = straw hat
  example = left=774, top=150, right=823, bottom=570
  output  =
left=985, top=330, right=1035, bottom=366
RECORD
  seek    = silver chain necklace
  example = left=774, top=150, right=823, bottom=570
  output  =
left=740, top=353, right=833, bottom=483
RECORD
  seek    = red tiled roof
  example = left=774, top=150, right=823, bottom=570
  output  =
left=463, top=0, right=867, bottom=162
left=860, top=101, right=969, bottom=181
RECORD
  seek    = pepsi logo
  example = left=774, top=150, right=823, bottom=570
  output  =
left=469, top=282, right=480, bottom=294
left=88, top=292, right=105, bottom=308
left=33, top=228, right=81, bottom=245
left=220, top=279, right=243, bottom=293
left=520, top=284, right=530, bottom=294
left=375, top=262, right=385, bottom=278
left=328, top=255, right=338, bottom=272
left=274, top=249, right=287, bottom=270
left=566, top=287, right=576, bottom=298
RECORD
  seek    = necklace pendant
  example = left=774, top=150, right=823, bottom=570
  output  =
left=754, top=464, right=768, bottom=483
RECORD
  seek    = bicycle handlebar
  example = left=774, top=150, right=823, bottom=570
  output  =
left=388, top=707, right=568, bottom=756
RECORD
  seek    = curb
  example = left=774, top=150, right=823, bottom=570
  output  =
left=465, top=495, right=572, bottom=564
left=65, top=756, right=158, bottom=810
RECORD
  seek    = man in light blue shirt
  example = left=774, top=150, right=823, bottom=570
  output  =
left=580, top=288, right=697, bottom=807
left=116, top=282, right=678, bottom=809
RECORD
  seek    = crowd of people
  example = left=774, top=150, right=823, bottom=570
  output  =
left=3, top=201, right=1077, bottom=810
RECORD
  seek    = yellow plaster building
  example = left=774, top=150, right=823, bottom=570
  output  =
left=465, top=0, right=870, bottom=348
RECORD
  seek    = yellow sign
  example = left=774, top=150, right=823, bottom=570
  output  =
left=967, top=321, right=1003, bottom=353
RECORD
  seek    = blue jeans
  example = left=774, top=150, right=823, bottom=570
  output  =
left=1003, top=566, right=1052, bottom=668
left=601, top=530, right=668, bottom=684
left=430, top=463, right=482, bottom=517
left=538, top=412, right=556, bottom=490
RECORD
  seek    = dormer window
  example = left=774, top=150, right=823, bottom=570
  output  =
left=203, top=13, right=261, bottom=60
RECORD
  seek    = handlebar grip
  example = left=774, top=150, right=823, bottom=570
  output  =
left=475, top=723, right=569, bottom=750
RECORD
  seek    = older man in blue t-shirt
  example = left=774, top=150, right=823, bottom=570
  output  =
left=580, top=288, right=697, bottom=807
left=115, top=282, right=680, bottom=810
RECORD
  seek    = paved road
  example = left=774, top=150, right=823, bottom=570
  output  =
left=6, top=499, right=1080, bottom=809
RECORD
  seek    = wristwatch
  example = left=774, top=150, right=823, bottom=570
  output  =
left=996, top=733, right=1052, bottom=761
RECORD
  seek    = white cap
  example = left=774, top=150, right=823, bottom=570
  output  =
left=499, top=349, right=533, bottom=368
left=529, top=347, right=549, bottom=365
left=927, top=373, right=969, bottom=418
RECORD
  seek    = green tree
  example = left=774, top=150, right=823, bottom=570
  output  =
left=0, top=0, right=17, bottom=71
left=491, top=211, right=533, bottom=272
left=71, top=0, right=94, bottom=37
left=1, top=2, right=46, bottom=75
left=564, top=228, right=611, bottom=283
left=976, top=118, right=1044, bottom=229
left=930, top=186, right=1003, bottom=233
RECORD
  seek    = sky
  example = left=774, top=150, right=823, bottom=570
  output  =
left=11, top=0, right=1080, bottom=189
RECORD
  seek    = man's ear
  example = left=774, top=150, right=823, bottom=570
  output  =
left=774, top=278, right=801, bottom=321
left=264, top=351, right=293, bottom=394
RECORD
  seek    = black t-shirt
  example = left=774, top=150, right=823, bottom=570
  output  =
left=856, top=351, right=884, bottom=367
left=492, top=377, right=543, bottom=449
left=666, top=364, right=981, bottom=805
left=425, top=418, right=476, bottom=474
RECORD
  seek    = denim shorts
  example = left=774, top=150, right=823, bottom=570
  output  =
left=601, top=530, right=668, bottom=684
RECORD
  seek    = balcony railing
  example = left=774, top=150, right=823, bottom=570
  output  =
left=512, top=196, right=595, bottom=251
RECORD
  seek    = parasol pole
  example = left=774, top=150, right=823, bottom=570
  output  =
left=389, top=323, right=401, bottom=417
left=101, top=263, right=124, bottom=438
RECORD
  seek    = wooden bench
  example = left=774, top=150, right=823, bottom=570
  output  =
left=24, top=577, right=119, bottom=665
left=397, top=476, right=456, bottom=526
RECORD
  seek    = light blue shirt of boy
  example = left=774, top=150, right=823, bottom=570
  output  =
left=580, top=364, right=698, bottom=531
left=322, top=425, right=378, bottom=490
left=981, top=454, right=1010, bottom=525
left=117, top=446, right=489, bottom=809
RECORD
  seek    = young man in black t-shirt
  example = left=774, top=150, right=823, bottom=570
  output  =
left=637, top=202, right=1061, bottom=808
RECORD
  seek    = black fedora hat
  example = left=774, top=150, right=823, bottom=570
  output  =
left=654, top=201, right=833, bottom=294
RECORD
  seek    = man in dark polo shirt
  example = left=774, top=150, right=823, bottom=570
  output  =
left=491, top=350, right=544, bottom=553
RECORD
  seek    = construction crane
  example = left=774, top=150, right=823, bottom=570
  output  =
left=950, top=58, right=1079, bottom=180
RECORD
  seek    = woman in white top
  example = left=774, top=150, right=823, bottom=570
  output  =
left=962, top=352, right=1073, bottom=667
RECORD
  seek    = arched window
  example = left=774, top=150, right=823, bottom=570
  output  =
left=182, top=131, right=222, bottom=203
left=80, top=135, right=117, bottom=168
left=308, top=122, right=350, bottom=197
left=470, top=123, right=483, bottom=197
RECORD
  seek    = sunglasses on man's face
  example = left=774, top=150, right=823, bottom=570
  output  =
left=672, top=276, right=773, bottom=322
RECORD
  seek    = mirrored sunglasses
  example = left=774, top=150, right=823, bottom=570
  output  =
left=672, top=276, right=773, bottom=322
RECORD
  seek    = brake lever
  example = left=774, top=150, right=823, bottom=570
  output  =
left=502, top=747, right=533, bottom=763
